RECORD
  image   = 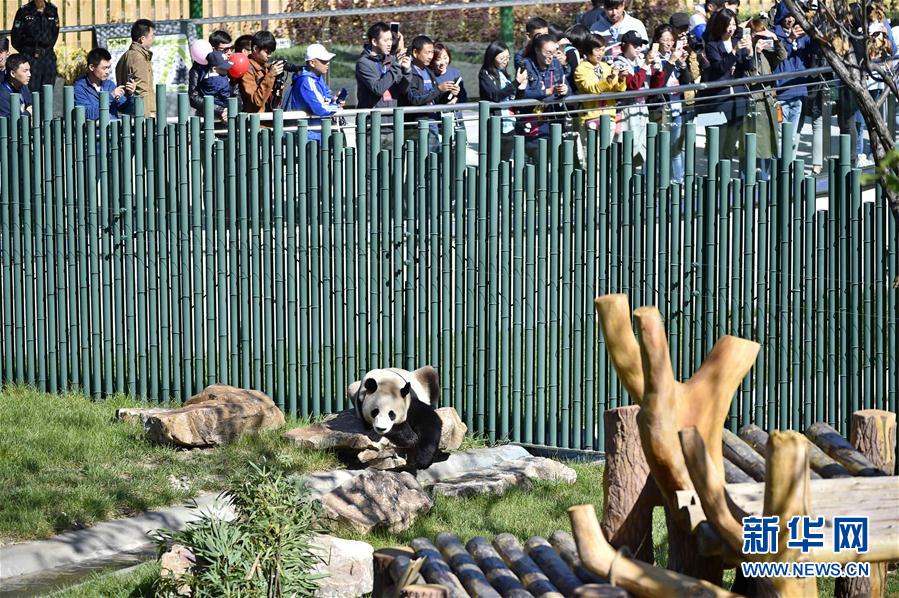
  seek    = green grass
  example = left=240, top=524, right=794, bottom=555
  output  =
left=48, top=561, right=159, bottom=598
left=0, top=385, right=339, bottom=543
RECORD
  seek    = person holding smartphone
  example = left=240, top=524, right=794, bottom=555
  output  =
left=518, top=34, right=569, bottom=159
left=745, top=16, right=786, bottom=181
left=478, top=40, right=528, bottom=160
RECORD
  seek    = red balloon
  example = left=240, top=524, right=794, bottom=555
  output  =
left=228, top=53, right=250, bottom=79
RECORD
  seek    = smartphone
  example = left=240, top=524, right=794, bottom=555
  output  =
left=336, top=87, right=348, bottom=102
left=389, top=21, right=401, bottom=54
left=453, top=76, right=462, bottom=86
left=651, top=42, right=659, bottom=54
left=127, top=72, right=137, bottom=83
left=742, top=27, right=751, bottom=38
left=675, top=38, right=686, bottom=51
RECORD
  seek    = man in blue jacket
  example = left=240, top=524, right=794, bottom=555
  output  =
left=773, top=3, right=813, bottom=155
left=73, top=47, right=134, bottom=120
left=0, top=53, right=33, bottom=118
left=286, top=43, right=343, bottom=142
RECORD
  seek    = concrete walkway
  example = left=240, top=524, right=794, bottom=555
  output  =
left=0, top=492, right=228, bottom=583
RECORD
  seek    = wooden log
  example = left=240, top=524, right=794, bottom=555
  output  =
left=466, top=536, right=533, bottom=598
left=411, top=537, right=469, bottom=598
left=600, top=405, right=658, bottom=565
left=435, top=532, right=502, bottom=598
left=548, top=531, right=606, bottom=585
left=568, top=504, right=744, bottom=598
left=524, top=536, right=583, bottom=597
left=836, top=410, right=898, bottom=598
left=493, top=533, right=563, bottom=598
left=401, top=584, right=449, bottom=598
left=595, top=295, right=759, bottom=584
left=738, top=425, right=823, bottom=479
left=572, top=585, right=627, bottom=597
left=807, top=422, right=887, bottom=477
left=721, top=429, right=767, bottom=482
left=723, top=458, right=755, bottom=484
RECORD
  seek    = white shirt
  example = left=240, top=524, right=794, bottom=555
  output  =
left=589, top=12, right=648, bottom=44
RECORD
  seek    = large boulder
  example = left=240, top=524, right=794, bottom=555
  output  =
left=311, top=534, right=374, bottom=597
left=321, top=469, right=432, bottom=534
left=142, top=384, right=285, bottom=447
left=423, top=453, right=578, bottom=499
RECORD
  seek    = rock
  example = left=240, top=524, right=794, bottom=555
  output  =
left=284, top=408, right=467, bottom=456
left=430, top=469, right=532, bottom=498
left=311, top=534, right=374, bottom=597
left=116, top=407, right=170, bottom=426
left=416, top=445, right=530, bottom=485
left=159, top=543, right=195, bottom=596
left=284, top=410, right=383, bottom=451
left=143, top=384, right=285, bottom=447
left=435, top=408, right=466, bottom=450
left=366, top=455, right=408, bottom=470
left=424, top=456, right=577, bottom=498
left=322, top=469, right=432, bottom=534
left=294, top=470, right=365, bottom=499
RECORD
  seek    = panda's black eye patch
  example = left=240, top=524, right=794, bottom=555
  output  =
left=389, top=411, right=396, bottom=421
left=371, top=409, right=379, bottom=418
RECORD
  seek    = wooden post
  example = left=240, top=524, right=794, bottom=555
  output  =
left=400, top=585, right=449, bottom=598
left=762, top=431, right=818, bottom=597
left=806, top=422, right=887, bottom=476
left=836, top=410, right=897, bottom=598
left=573, top=585, right=628, bottom=597
left=374, top=547, right=416, bottom=596
left=600, top=405, right=658, bottom=564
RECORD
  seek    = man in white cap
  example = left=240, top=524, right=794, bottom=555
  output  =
left=285, top=43, right=344, bottom=141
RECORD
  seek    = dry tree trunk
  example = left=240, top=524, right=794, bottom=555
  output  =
left=780, top=0, right=899, bottom=220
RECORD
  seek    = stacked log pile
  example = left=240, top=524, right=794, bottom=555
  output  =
left=374, top=531, right=628, bottom=597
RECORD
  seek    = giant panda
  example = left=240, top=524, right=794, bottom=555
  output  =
left=347, top=366, right=443, bottom=470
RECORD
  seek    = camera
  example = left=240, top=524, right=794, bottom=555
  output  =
left=686, top=31, right=704, bottom=51
left=272, top=60, right=302, bottom=97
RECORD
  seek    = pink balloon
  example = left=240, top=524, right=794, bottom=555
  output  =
left=190, top=40, right=213, bottom=65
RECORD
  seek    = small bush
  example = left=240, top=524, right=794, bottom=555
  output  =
left=153, top=461, right=327, bottom=597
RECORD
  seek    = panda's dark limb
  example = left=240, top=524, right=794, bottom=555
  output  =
left=383, top=422, right=419, bottom=448
left=409, top=401, right=444, bottom=469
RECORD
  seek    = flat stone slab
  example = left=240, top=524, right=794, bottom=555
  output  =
left=415, top=445, right=530, bottom=485
left=428, top=456, right=577, bottom=498
left=311, top=534, right=374, bottom=597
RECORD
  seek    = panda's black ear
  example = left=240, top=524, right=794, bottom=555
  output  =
left=364, top=378, right=378, bottom=393
left=401, top=383, right=411, bottom=398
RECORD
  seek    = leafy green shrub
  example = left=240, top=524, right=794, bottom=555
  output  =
left=153, top=462, right=327, bottom=597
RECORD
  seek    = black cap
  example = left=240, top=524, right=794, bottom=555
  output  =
left=206, top=50, right=233, bottom=70
left=670, top=12, right=692, bottom=29
left=621, top=30, right=648, bottom=47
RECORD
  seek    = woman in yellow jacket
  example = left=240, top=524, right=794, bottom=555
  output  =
left=573, top=33, right=626, bottom=157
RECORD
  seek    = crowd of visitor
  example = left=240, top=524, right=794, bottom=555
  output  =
left=1, top=0, right=898, bottom=173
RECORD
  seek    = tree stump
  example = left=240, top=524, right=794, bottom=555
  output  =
left=600, top=405, right=659, bottom=565
left=836, top=410, right=897, bottom=598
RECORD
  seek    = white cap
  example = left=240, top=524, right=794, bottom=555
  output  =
left=305, top=43, right=336, bottom=62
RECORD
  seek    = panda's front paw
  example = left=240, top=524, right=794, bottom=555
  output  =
left=414, top=448, right=437, bottom=469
